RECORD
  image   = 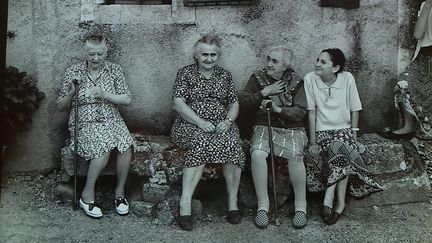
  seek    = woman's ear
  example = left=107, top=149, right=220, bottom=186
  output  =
left=332, top=65, right=340, bottom=74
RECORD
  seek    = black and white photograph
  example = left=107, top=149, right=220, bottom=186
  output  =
left=1, top=0, right=432, bottom=242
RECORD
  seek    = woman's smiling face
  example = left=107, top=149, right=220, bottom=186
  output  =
left=195, top=43, right=220, bottom=72
left=315, top=51, right=339, bottom=77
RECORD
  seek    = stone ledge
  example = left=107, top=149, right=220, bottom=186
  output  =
left=350, top=172, right=431, bottom=207
left=59, top=133, right=430, bottom=211
left=62, top=133, right=413, bottom=179
left=358, top=134, right=409, bottom=174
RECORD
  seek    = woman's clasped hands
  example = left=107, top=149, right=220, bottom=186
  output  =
left=86, top=86, right=106, bottom=99
left=198, top=119, right=231, bottom=134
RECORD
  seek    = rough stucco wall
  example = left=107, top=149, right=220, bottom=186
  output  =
left=5, top=0, right=408, bottom=172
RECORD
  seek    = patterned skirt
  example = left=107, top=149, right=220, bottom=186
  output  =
left=69, top=118, right=135, bottom=161
left=171, top=119, right=245, bottom=169
left=304, top=128, right=383, bottom=198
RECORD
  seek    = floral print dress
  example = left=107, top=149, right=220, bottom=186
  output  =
left=170, top=64, right=245, bottom=169
left=57, top=61, right=135, bottom=161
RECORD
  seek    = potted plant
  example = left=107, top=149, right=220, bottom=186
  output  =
left=0, top=66, right=46, bottom=159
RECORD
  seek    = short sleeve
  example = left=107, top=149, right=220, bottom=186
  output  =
left=172, top=68, right=190, bottom=101
left=225, top=71, right=239, bottom=105
left=57, top=67, right=74, bottom=101
left=419, top=2, right=426, bottom=17
left=304, top=73, right=316, bottom=110
left=113, top=65, right=131, bottom=96
left=347, top=73, right=362, bottom=111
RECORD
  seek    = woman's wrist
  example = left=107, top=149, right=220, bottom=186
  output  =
left=224, top=117, right=233, bottom=126
left=101, top=90, right=109, bottom=99
left=308, top=141, right=317, bottom=147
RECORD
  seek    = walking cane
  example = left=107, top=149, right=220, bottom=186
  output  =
left=72, top=79, right=79, bottom=210
left=265, top=101, right=280, bottom=226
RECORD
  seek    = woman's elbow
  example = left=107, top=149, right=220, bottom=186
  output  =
left=172, top=99, right=184, bottom=112
left=414, top=31, right=424, bottom=40
left=56, top=101, right=67, bottom=111
left=124, top=96, right=131, bottom=106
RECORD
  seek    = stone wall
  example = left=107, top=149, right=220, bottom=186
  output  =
left=5, top=0, right=416, bottom=172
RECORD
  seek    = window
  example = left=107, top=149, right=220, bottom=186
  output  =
left=104, top=0, right=172, bottom=4
left=320, top=0, right=359, bottom=9
left=183, top=0, right=257, bottom=7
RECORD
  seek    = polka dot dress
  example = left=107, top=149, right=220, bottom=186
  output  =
left=170, top=64, right=245, bottom=169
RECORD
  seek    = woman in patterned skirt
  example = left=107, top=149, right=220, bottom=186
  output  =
left=171, top=35, right=245, bottom=231
left=57, top=35, right=134, bottom=218
left=304, top=48, right=382, bottom=225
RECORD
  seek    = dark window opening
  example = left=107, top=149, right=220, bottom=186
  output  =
left=320, top=0, right=359, bottom=9
left=183, top=0, right=257, bottom=7
left=104, top=0, right=172, bottom=5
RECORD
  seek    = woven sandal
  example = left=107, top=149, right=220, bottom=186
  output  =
left=254, top=210, right=269, bottom=229
left=292, top=211, right=308, bottom=229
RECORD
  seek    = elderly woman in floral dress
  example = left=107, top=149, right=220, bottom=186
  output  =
left=57, top=35, right=134, bottom=218
left=171, top=35, right=245, bottom=231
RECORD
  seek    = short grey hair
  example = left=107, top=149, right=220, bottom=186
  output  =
left=84, top=34, right=108, bottom=50
left=267, top=45, right=293, bottom=67
left=193, top=34, right=222, bottom=57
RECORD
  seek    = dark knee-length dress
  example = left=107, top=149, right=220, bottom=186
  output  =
left=170, top=64, right=245, bottom=169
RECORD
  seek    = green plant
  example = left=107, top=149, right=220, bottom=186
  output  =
left=0, top=66, right=45, bottom=145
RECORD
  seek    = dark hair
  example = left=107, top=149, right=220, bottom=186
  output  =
left=322, top=48, right=346, bottom=74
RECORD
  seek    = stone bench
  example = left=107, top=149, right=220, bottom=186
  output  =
left=59, top=133, right=431, bottom=223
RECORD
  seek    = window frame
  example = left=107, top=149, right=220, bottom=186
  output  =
left=104, top=0, right=172, bottom=4
left=183, top=0, right=257, bottom=7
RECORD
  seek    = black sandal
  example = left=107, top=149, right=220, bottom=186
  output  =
left=177, top=215, right=193, bottom=231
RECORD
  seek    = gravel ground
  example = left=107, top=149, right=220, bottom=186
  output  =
left=0, top=172, right=432, bottom=243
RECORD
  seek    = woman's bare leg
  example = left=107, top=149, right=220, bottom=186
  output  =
left=179, top=164, right=205, bottom=216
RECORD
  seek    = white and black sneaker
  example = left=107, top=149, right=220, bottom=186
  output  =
left=115, top=197, right=129, bottom=215
left=79, top=198, right=103, bottom=218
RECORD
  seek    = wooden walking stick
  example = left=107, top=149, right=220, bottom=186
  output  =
left=265, top=101, right=280, bottom=226
left=72, top=79, right=79, bottom=210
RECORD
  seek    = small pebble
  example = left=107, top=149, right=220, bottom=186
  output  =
left=373, top=206, right=379, bottom=210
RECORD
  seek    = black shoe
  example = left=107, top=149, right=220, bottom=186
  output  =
left=226, top=210, right=242, bottom=224
left=381, top=131, right=415, bottom=140
left=326, top=211, right=343, bottom=225
left=321, top=206, right=333, bottom=224
left=177, top=215, right=193, bottom=231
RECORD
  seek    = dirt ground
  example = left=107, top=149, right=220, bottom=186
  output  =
left=0, top=172, right=431, bottom=243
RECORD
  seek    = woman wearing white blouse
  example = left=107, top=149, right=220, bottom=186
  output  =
left=304, top=48, right=382, bottom=225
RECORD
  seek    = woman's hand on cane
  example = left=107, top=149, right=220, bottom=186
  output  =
left=68, top=76, right=81, bottom=95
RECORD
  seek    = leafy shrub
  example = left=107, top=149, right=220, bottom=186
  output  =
left=0, top=66, right=45, bottom=145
